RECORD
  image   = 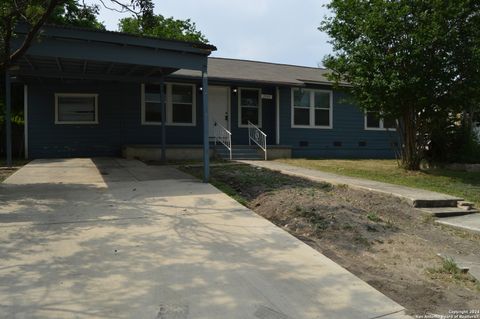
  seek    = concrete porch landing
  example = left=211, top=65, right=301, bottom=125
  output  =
left=240, top=161, right=462, bottom=208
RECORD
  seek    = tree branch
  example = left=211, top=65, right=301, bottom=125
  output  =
left=7, top=0, right=61, bottom=67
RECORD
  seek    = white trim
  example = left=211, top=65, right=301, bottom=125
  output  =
left=290, top=88, right=333, bottom=129
left=141, top=82, right=196, bottom=126
left=227, top=86, right=231, bottom=130
left=275, top=86, right=280, bottom=145
left=55, top=93, right=98, bottom=124
left=364, top=112, right=397, bottom=131
left=238, top=87, right=262, bottom=128
left=24, top=85, right=28, bottom=159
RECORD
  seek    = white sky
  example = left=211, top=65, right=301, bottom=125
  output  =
left=87, top=0, right=333, bottom=67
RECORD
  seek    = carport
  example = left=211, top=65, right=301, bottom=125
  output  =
left=4, top=24, right=216, bottom=181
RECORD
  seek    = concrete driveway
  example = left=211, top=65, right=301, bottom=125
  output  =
left=0, top=158, right=410, bottom=319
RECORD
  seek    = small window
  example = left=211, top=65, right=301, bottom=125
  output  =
left=365, top=112, right=396, bottom=130
left=292, top=88, right=332, bottom=128
left=239, top=88, right=261, bottom=127
left=55, top=94, right=98, bottom=124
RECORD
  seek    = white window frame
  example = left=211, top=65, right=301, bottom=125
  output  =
left=55, top=93, right=98, bottom=125
left=238, top=87, right=262, bottom=128
left=141, top=82, right=196, bottom=126
left=291, top=88, right=333, bottom=129
left=364, top=112, right=397, bottom=131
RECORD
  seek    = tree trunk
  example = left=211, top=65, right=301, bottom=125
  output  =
left=400, top=106, right=421, bottom=170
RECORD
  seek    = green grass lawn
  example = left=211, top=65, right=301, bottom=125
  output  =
left=276, top=159, right=480, bottom=206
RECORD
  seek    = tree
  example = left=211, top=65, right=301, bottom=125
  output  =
left=118, top=14, right=208, bottom=43
left=320, top=0, right=480, bottom=170
left=48, top=0, right=105, bottom=30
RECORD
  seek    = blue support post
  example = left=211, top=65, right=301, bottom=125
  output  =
left=5, top=73, right=12, bottom=167
left=202, top=69, right=210, bottom=182
left=160, top=77, right=166, bottom=163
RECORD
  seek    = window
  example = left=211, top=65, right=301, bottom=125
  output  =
left=143, top=84, right=165, bottom=123
left=291, top=88, right=332, bottom=128
left=238, top=88, right=261, bottom=127
left=169, top=84, right=195, bottom=125
left=365, top=112, right=396, bottom=130
left=141, top=83, right=196, bottom=126
left=55, top=93, right=98, bottom=124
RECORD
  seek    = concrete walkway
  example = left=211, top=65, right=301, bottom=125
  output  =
left=241, top=161, right=462, bottom=207
left=0, top=158, right=410, bottom=319
left=436, top=214, right=480, bottom=235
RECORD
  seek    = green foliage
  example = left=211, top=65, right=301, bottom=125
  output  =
left=427, top=112, right=480, bottom=164
left=118, top=14, right=208, bottom=43
left=47, top=0, right=105, bottom=30
left=0, top=0, right=104, bottom=70
left=320, top=0, right=480, bottom=169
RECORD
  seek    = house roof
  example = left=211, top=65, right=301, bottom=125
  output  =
left=12, top=24, right=216, bottom=82
left=17, top=23, right=217, bottom=53
left=172, top=57, right=345, bottom=86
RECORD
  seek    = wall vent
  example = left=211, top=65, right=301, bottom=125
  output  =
left=333, top=141, right=342, bottom=147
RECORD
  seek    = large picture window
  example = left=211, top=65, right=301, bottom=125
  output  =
left=291, top=88, right=332, bottom=128
left=141, top=83, right=196, bottom=126
left=55, top=93, right=98, bottom=124
left=238, top=88, right=261, bottom=127
left=365, top=112, right=396, bottom=130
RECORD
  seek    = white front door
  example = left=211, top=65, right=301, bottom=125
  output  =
left=208, top=86, right=230, bottom=138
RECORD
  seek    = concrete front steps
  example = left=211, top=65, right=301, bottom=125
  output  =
left=419, top=207, right=479, bottom=217
left=419, top=200, right=480, bottom=234
left=215, top=145, right=264, bottom=160
left=418, top=200, right=478, bottom=217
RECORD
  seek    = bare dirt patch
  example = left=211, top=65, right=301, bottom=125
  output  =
left=181, top=164, right=480, bottom=316
left=0, top=167, right=18, bottom=182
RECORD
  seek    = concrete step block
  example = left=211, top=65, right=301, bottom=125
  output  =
left=419, top=207, right=479, bottom=217
left=413, top=199, right=460, bottom=208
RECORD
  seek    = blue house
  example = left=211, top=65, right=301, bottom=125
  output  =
left=5, top=24, right=397, bottom=177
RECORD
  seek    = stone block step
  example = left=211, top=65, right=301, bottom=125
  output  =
left=413, top=199, right=461, bottom=208
left=419, top=207, right=478, bottom=217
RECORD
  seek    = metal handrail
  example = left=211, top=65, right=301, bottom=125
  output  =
left=214, top=119, right=232, bottom=160
left=247, top=121, right=267, bottom=160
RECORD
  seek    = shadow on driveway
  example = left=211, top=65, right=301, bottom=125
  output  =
left=0, top=158, right=408, bottom=319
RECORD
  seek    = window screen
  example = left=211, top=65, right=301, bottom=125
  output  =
left=56, top=95, right=97, bottom=123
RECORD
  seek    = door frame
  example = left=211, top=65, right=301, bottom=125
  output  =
left=209, top=85, right=231, bottom=130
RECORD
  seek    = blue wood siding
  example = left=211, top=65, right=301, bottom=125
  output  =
left=278, top=86, right=396, bottom=158
left=27, top=81, right=205, bottom=158
left=27, top=80, right=396, bottom=159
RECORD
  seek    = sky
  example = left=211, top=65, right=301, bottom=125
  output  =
left=87, top=0, right=334, bottom=67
